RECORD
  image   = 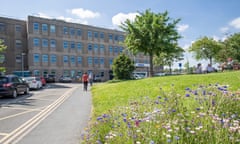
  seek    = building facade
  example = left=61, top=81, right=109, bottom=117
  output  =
left=0, top=15, right=153, bottom=81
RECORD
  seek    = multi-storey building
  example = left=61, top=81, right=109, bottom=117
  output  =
left=0, top=15, right=153, bottom=81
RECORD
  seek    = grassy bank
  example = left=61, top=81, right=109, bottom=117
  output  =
left=82, top=71, right=240, bottom=143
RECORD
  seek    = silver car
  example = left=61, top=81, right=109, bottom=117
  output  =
left=24, top=77, right=42, bottom=90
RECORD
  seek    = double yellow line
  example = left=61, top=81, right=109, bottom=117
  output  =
left=0, top=87, right=77, bottom=144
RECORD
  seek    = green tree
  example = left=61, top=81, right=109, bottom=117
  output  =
left=188, top=36, right=221, bottom=65
left=0, top=40, right=7, bottom=73
left=112, top=53, right=135, bottom=80
left=120, top=9, right=181, bottom=77
left=223, top=33, right=240, bottom=62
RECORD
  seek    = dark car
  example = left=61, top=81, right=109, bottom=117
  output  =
left=59, top=76, right=72, bottom=83
left=44, top=74, right=55, bottom=83
left=0, top=75, right=29, bottom=98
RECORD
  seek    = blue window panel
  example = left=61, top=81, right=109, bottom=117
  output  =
left=33, top=23, right=39, bottom=31
left=33, top=38, right=40, bottom=47
left=100, top=57, right=104, bottom=65
left=50, top=39, right=56, bottom=48
left=70, top=28, right=75, bottom=35
left=88, top=31, right=92, bottom=38
left=50, top=25, right=56, bottom=33
left=114, top=46, right=118, bottom=54
left=94, top=57, right=98, bottom=64
left=63, top=55, right=68, bottom=63
left=119, top=35, right=124, bottom=42
left=100, top=44, right=105, bottom=53
left=94, top=32, right=98, bottom=38
left=77, top=42, right=82, bottom=51
left=42, top=24, right=48, bottom=32
left=33, top=54, right=40, bottom=62
left=77, top=56, right=82, bottom=64
left=88, top=57, right=92, bottom=65
left=119, top=47, right=123, bottom=53
left=42, top=39, right=48, bottom=47
left=100, top=32, right=104, bottom=39
left=109, top=58, right=113, bottom=65
left=114, top=35, right=118, bottom=41
left=109, top=34, right=113, bottom=40
left=77, top=29, right=82, bottom=36
left=15, top=25, right=22, bottom=32
left=63, top=41, right=68, bottom=49
left=50, top=54, right=57, bottom=63
left=109, top=45, right=113, bottom=53
left=42, top=54, right=48, bottom=62
left=94, top=44, right=98, bottom=52
left=70, top=41, right=75, bottom=49
left=63, top=27, right=68, bottom=34
left=70, top=56, right=75, bottom=64
left=88, top=43, right=92, bottom=51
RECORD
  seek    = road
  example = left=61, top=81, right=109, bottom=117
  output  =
left=0, top=83, right=92, bottom=144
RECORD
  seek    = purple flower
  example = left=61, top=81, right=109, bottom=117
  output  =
left=186, top=93, right=190, bottom=97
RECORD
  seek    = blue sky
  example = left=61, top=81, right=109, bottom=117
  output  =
left=1, top=0, right=240, bottom=69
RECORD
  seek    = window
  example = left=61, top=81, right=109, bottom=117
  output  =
left=70, top=28, right=75, bottom=35
left=42, top=24, right=48, bottom=32
left=88, top=57, right=92, bottom=65
left=100, top=32, right=104, bottom=39
left=50, top=25, right=56, bottom=33
left=42, top=39, right=48, bottom=48
left=114, top=46, right=118, bottom=54
left=109, top=45, right=113, bottom=54
left=70, top=41, right=75, bottom=49
left=50, top=39, right=56, bottom=48
left=63, top=26, right=68, bottom=34
left=94, top=44, right=98, bottom=53
left=33, top=23, right=39, bottom=32
left=63, top=41, right=68, bottom=49
left=50, top=54, right=57, bottom=63
left=15, top=25, right=22, bottom=32
left=88, top=31, right=92, bottom=38
left=33, top=38, right=40, bottom=47
left=77, top=29, right=81, bottom=36
left=70, top=56, right=75, bottom=64
left=0, top=23, right=5, bottom=32
left=16, top=54, right=21, bottom=63
left=114, top=35, right=118, bottom=41
left=119, top=35, right=124, bottom=42
left=88, top=43, right=92, bottom=51
left=119, top=47, right=123, bottom=53
left=94, top=32, right=98, bottom=38
left=109, top=34, right=113, bottom=41
left=42, top=54, right=48, bottom=62
left=77, top=56, right=82, bottom=64
left=63, top=55, right=68, bottom=63
left=109, top=58, right=113, bottom=65
left=77, top=42, right=82, bottom=51
left=100, top=44, right=105, bottom=53
left=100, top=57, right=104, bottom=65
left=15, top=40, right=22, bottom=48
left=33, top=54, right=40, bottom=62
left=94, top=57, right=98, bottom=64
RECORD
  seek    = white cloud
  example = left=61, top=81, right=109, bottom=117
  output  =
left=57, top=16, right=88, bottom=24
left=36, top=12, right=52, bottom=19
left=177, top=24, right=189, bottom=32
left=112, top=12, right=139, bottom=27
left=68, top=8, right=100, bottom=19
left=220, top=26, right=229, bottom=33
left=229, top=17, right=240, bottom=29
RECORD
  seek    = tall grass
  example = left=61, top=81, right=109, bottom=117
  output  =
left=82, top=71, right=240, bottom=144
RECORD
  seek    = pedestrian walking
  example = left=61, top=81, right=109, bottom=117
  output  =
left=88, top=72, right=93, bottom=86
left=82, top=72, right=88, bottom=91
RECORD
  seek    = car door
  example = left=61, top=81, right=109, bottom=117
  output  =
left=12, top=76, right=24, bottom=93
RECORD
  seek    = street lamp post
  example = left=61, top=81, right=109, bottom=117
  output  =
left=21, top=53, right=25, bottom=77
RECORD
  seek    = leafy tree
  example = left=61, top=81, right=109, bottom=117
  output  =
left=188, top=36, right=221, bottom=65
left=0, top=40, right=7, bottom=73
left=112, top=53, right=135, bottom=80
left=120, top=9, right=181, bottom=77
left=223, top=33, right=240, bottom=62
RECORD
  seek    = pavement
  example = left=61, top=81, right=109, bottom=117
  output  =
left=17, top=84, right=92, bottom=144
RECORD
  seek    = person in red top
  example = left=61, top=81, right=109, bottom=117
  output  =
left=82, top=72, right=88, bottom=91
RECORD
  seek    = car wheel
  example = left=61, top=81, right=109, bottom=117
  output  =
left=24, top=87, right=29, bottom=95
left=12, top=89, right=17, bottom=98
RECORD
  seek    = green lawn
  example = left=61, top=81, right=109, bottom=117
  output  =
left=82, top=71, right=240, bottom=144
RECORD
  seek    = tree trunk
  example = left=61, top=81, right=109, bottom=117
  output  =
left=149, top=54, right=153, bottom=77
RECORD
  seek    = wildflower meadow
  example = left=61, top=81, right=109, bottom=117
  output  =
left=81, top=71, right=240, bottom=144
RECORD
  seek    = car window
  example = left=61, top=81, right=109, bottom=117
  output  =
left=0, top=77, right=8, bottom=84
left=12, top=77, right=20, bottom=83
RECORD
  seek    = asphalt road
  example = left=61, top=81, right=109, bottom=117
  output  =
left=0, top=83, right=92, bottom=144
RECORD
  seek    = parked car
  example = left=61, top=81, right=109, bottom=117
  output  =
left=94, top=75, right=102, bottom=82
left=59, top=76, right=72, bottom=83
left=40, top=77, right=46, bottom=86
left=44, top=74, right=56, bottom=83
left=0, top=74, right=29, bottom=98
left=24, top=77, right=42, bottom=90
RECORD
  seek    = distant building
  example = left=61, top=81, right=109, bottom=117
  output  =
left=0, top=15, right=162, bottom=81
